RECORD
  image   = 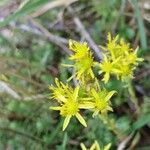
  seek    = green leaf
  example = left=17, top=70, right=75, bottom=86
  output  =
left=130, top=0, right=147, bottom=50
left=132, top=113, right=150, bottom=132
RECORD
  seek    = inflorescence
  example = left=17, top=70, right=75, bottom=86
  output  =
left=49, top=33, right=143, bottom=131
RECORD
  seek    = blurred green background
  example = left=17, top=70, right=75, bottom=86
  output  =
left=0, top=0, right=150, bottom=149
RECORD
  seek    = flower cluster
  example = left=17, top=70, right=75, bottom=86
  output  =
left=49, top=33, right=143, bottom=130
left=49, top=78, right=115, bottom=130
left=80, top=140, right=111, bottom=150
left=99, top=33, right=143, bottom=83
left=66, top=40, right=96, bottom=84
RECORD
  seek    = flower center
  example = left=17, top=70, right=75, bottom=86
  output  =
left=121, top=65, right=131, bottom=76
left=128, top=54, right=136, bottom=64
left=60, top=100, right=79, bottom=116
left=95, top=100, right=107, bottom=111
left=102, top=62, right=112, bottom=73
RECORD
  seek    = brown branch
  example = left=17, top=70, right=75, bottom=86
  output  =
left=29, top=19, right=71, bottom=55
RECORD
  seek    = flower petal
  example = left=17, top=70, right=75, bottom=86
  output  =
left=61, top=64, right=74, bottom=67
left=73, top=86, right=79, bottom=101
left=92, top=141, right=100, bottom=150
left=90, top=141, right=100, bottom=150
left=76, top=113, right=87, bottom=127
left=106, top=106, right=113, bottom=111
left=104, top=91, right=116, bottom=102
left=79, top=103, right=94, bottom=109
left=103, top=73, right=110, bottom=83
left=63, top=115, right=71, bottom=131
left=80, top=143, right=87, bottom=150
left=104, top=143, right=111, bottom=150
left=92, top=110, right=99, bottom=117
left=49, top=106, right=61, bottom=110
left=91, top=89, right=99, bottom=100
left=90, top=142, right=96, bottom=150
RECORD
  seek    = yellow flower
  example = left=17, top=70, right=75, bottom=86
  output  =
left=69, top=39, right=89, bottom=60
left=106, top=33, right=130, bottom=59
left=99, top=33, right=143, bottom=83
left=99, top=54, right=120, bottom=83
left=91, top=89, right=116, bottom=117
left=107, top=32, right=119, bottom=51
left=49, top=78, right=71, bottom=103
left=80, top=141, right=111, bottom=150
left=63, top=40, right=96, bottom=83
left=75, top=53, right=95, bottom=79
left=119, top=38, right=131, bottom=54
left=116, top=64, right=134, bottom=81
left=67, top=52, right=95, bottom=83
left=125, top=47, right=144, bottom=65
left=106, top=32, right=120, bottom=60
left=49, top=79, right=87, bottom=131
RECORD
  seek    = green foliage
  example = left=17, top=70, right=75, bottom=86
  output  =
left=0, top=0, right=149, bottom=149
left=131, top=113, right=150, bottom=132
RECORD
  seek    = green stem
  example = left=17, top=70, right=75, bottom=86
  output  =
left=99, top=114, right=125, bottom=141
left=127, top=79, right=140, bottom=114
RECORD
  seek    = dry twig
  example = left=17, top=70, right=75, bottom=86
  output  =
left=29, top=19, right=71, bottom=55
left=31, top=0, right=78, bottom=18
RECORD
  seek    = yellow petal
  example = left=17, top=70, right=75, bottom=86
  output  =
left=92, top=110, right=100, bottom=117
left=80, top=143, right=87, bottom=150
left=137, top=58, right=144, bottom=62
left=89, top=69, right=95, bottom=79
left=76, top=113, right=87, bottom=127
left=104, top=91, right=116, bottom=102
left=69, top=39, right=75, bottom=51
left=103, top=73, right=110, bottom=83
left=58, top=95, right=67, bottom=103
left=106, top=106, right=113, bottom=112
left=79, top=103, right=94, bottom=109
left=104, top=143, right=111, bottom=150
left=107, top=32, right=111, bottom=42
left=67, top=74, right=76, bottom=82
left=91, top=89, right=99, bottom=100
left=94, top=141, right=100, bottom=150
left=55, top=78, right=60, bottom=87
left=49, top=106, right=61, bottom=110
left=74, top=86, right=79, bottom=101
left=63, top=115, right=71, bottom=131
left=61, top=64, right=74, bottom=67
left=90, top=142, right=96, bottom=150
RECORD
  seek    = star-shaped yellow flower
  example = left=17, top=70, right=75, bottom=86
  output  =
left=80, top=140, right=111, bottom=150
left=91, top=89, right=116, bottom=117
left=69, top=40, right=89, bottom=60
left=49, top=79, right=87, bottom=131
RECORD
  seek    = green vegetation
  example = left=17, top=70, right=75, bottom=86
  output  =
left=0, top=0, right=149, bottom=149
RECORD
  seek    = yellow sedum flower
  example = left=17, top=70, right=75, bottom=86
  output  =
left=116, top=64, right=134, bottom=81
left=80, top=140, right=111, bottom=150
left=69, top=39, right=89, bottom=60
left=106, top=32, right=120, bottom=60
left=49, top=79, right=87, bottom=131
left=65, top=40, right=96, bottom=83
left=49, top=78, right=70, bottom=103
left=91, top=89, right=116, bottom=117
left=49, top=34, right=143, bottom=131
left=99, top=33, right=143, bottom=83
left=99, top=54, right=120, bottom=83
left=125, top=47, right=144, bottom=65
left=73, top=52, right=95, bottom=81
